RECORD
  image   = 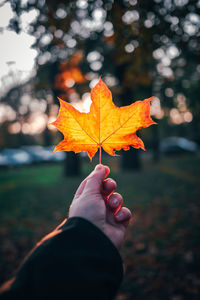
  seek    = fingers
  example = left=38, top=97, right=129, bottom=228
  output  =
left=84, top=164, right=110, bottom=194
left=107, top=192, right=123, bottom=211
left=74, top=164, right=110, bottom=198
left=115, top=207, right=132, bottom=228
left=102, top=178, right=117, bottom=198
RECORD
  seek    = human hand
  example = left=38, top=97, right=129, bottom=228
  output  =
left=69, top=164, right=132, bottom=250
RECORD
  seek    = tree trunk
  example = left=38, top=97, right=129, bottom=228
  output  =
left=63, top=152, right=81, bottom=176
left=119, top=87, right=142, bottom=171
left=152, top=124, right=160, bottom=163
left=121, top=148, right=141, bottom=171
left=51, top=64, right=81, bottom=177
left=43, top=127, right=52, bottom=146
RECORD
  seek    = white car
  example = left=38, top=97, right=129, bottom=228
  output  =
left=160, top=137, right=199, bottom=155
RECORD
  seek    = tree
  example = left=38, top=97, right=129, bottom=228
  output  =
left=4, top=0, right=200, bottom=173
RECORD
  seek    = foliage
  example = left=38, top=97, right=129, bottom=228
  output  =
left=5, top=0, right=200, bottom=108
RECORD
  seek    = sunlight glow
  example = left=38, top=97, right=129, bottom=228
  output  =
left=90, top=61, right=102, bottom=71
left=89, top=78, right=99, bottom=89
left=0, top=2, right=38, bottom=94
left=28, top=113, right=48, bottom=134
left=22, top=123, right=31, bottom=134
left=9, top=122, right=21, bottom=134
left=56, top=7, right=67, bottom=19
left=184, top=111, right=193, bottom=123
left=168, top=93, right=193, bottom=124
left=104, top=75, right=118, bottom=87
left=87, top=51, right=102, bottom=63
left=150, top=97, right=164, bottom=119
left=92, top=8, right=105, bottom=20
left=0, top=2, right=14, bottom=27
left=125, top=44, right=135, bottom=53
left=8, top=112, right=49, bottom=135
left=165, top=88, right=174, bottom=97
left=82, top=92, right=92, bottom=113
left=122, top=10, right=139, bottom=24
left=76, top=0, right=88, bottom=9
left=0, top=31, right=37, bottom=72
left=0, top=104, right=16, bottom=122
left=170, top=108, right=183, bottom=124
left=20, top=8, right=39, bottom=31
left=48, top=117, right=57, bottom=131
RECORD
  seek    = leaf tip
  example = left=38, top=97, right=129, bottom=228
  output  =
left=99, top=76, right=103, bottom=83
left=97, top=76, right=107, bottom=89
left=148, top=96, right=154, bottom=102
left=48, top=120, right=56, bottom=127
left=52, top=146, right=58, bottom=153
left=152, top=120, right=158, bottom=125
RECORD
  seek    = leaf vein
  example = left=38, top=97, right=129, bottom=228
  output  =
left=101, top=110, right=139, bottom=144
left=67, top=109, right=98, bottom=144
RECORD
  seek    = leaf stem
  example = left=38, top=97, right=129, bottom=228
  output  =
left=99, top=146, right=102, bottom=164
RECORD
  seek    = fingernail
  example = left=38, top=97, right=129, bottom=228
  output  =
left=116, top=211, right=124, bottom=220
left=108, top=179, right=114, bottom=184
left=112, top=198, right=119, bottom=206
left=95, top=164, right=104, bottom=171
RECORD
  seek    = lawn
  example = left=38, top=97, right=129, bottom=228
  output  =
left=0, top=154, right=200, bottom=299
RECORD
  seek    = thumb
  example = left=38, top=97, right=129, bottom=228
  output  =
left=84, top=164, right=110, bottom=194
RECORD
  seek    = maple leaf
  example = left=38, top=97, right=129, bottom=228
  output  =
left=51, top=78, right=156, bottom=161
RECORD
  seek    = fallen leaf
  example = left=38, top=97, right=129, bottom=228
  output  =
left=51, top=78, right=156, bottom=160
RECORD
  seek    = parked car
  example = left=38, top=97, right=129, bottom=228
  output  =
left=160, top=137, right=199, bottom=155
left=22, top=145, right=66, bottom=163
left=0, top=146, right=66, bottom=168
left=0, top=148, right=33, bottom=167
left=45, top=146, right=66, bottom=162
left=0, top=152, right=12, bottom=167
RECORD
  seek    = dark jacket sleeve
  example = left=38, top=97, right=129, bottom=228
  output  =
left=0, top=217, right=123, bottom=300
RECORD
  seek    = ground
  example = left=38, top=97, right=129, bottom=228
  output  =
left=0, top=153, right=200, bottom=299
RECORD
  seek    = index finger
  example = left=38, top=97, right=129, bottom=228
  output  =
left=74, top=164, right=110, bottom=198
left=102, top=178, right=117, bottom=198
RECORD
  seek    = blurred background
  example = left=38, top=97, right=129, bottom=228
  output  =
left=0, top=0, right=200, bottom=299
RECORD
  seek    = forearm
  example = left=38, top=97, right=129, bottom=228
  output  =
left=0, top=217, right=123, bottom=300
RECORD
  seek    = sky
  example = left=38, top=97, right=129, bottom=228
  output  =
left=0, top=2, right=38, bottom=95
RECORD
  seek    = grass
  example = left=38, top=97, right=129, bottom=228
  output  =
left=0, top=153, right=200, bottom=299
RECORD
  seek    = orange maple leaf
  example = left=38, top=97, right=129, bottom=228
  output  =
left=51, top=78, right=156, bottom=161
